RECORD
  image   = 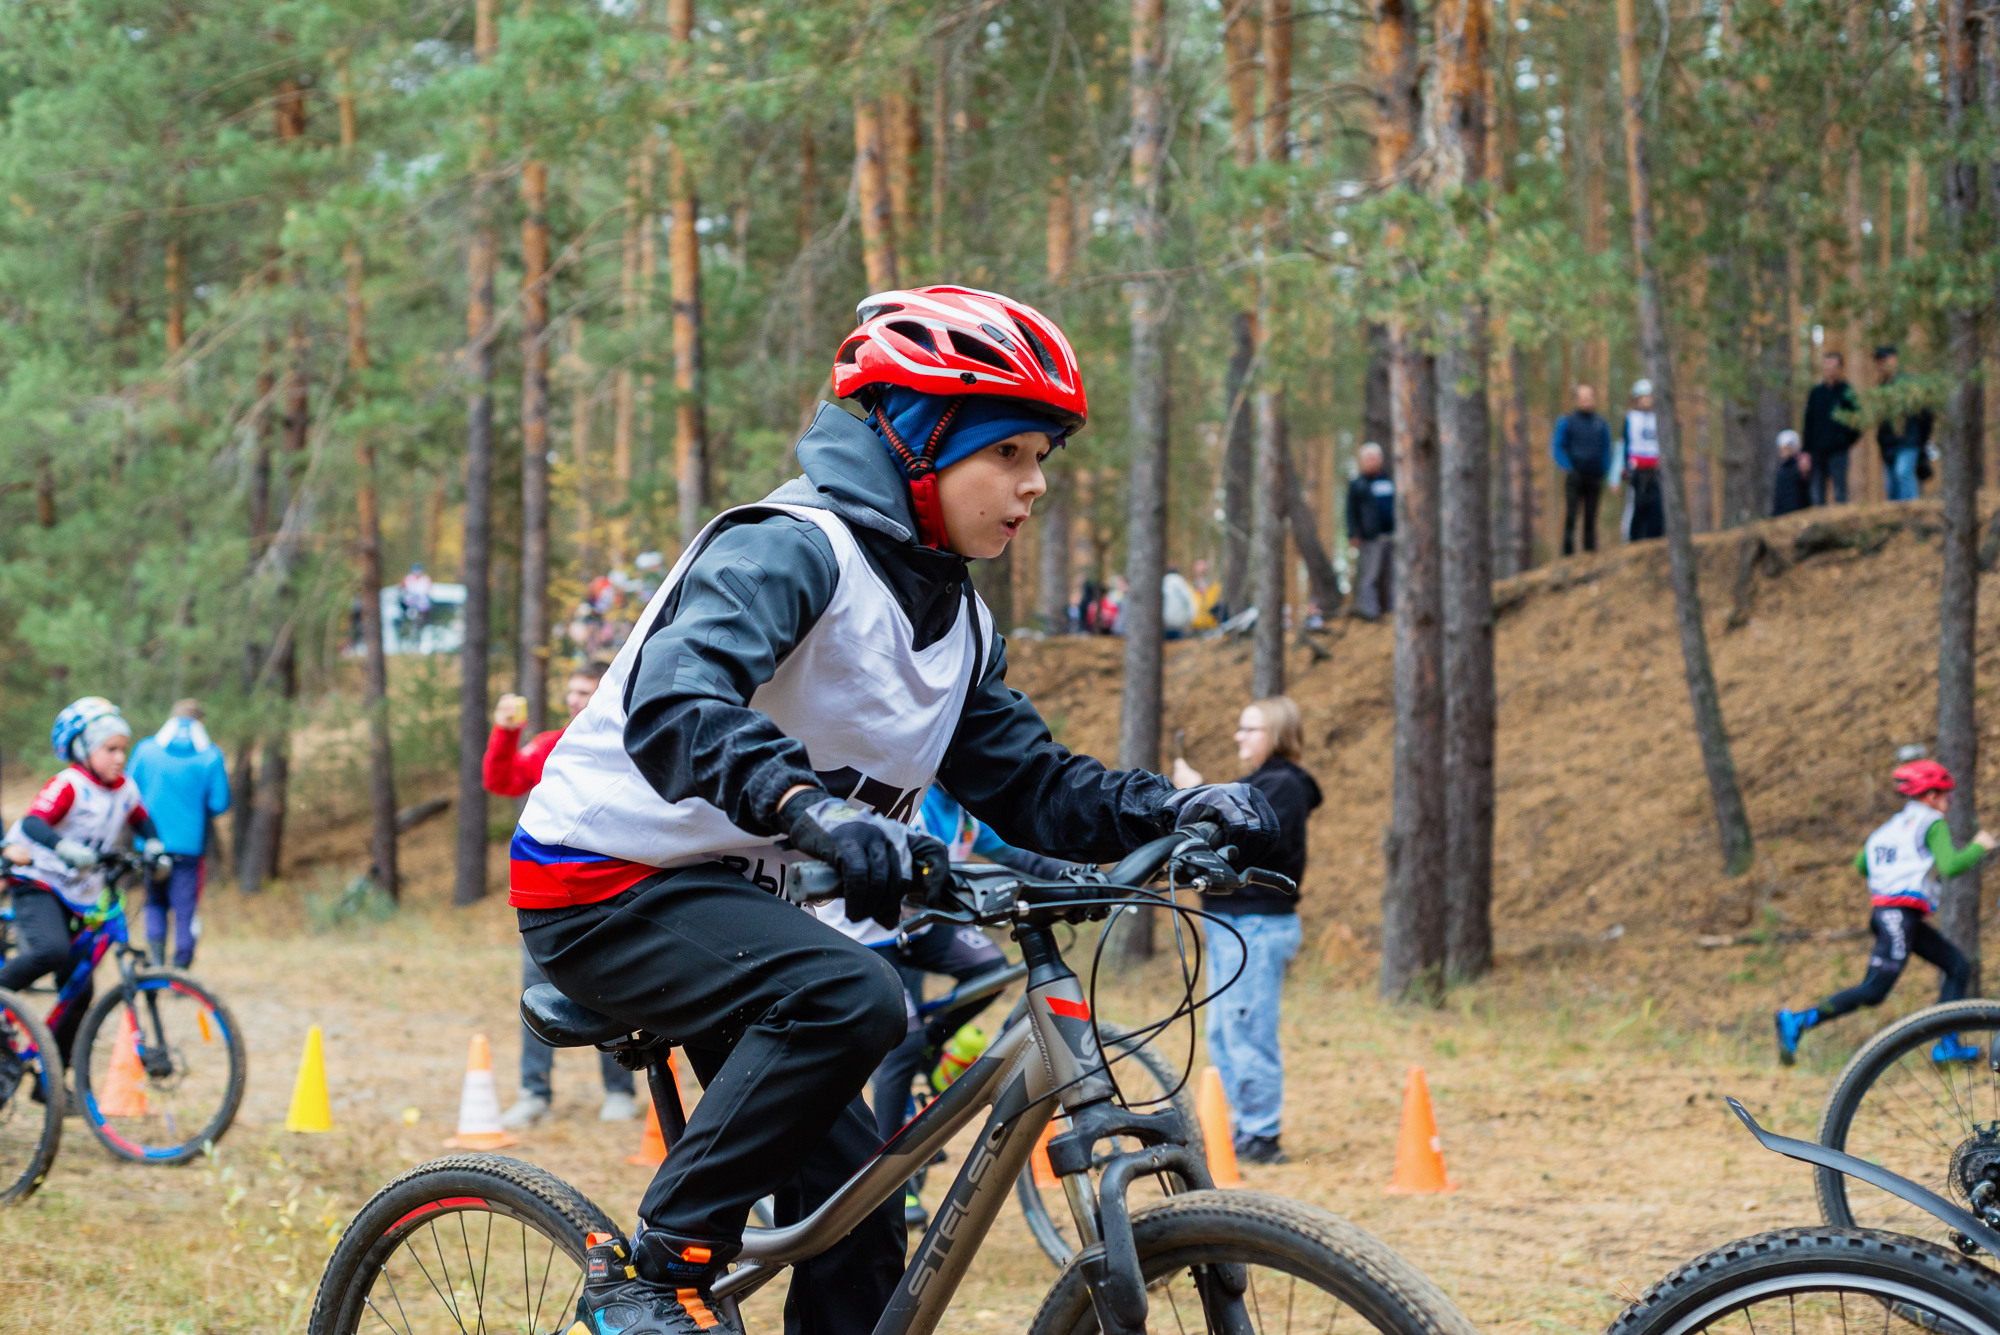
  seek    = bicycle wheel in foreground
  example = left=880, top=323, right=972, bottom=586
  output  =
left=1608, top=1227, right=2000, bottom=1335
left=309, top=1154, right=617, bottom=1335
left=1028, top=1191, right=1479, bottom=1335
left=1015, top=1025, right=1204, bottom=1267
left=74, top=970, right=245, bottom=1164
left=1815, top=998, right=2000, bottom=1250
left=0, top=987, right=61, bottom=1204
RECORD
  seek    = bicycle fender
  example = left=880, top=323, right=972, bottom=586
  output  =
left=1727, top=1097, right=2000, bottom=1256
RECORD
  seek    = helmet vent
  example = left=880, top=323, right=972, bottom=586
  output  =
left=887, top=320, right=937, bottom=353
left=835, top=338, right=865, bottom=365
left=1013, top=319, right=1062, bottom=378
left=855, top=302, right=904, bottom=325
left=947, top=329, right=1011, bottom=372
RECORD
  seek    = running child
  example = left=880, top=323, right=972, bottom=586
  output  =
left=1, top=698, right=166, bottom=1065
left=512, top=286, right=1277, bottom=1335
left=1775, top=760, right=1996, bottom=1065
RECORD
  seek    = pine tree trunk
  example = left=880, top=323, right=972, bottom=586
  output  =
left=1374, top=0, right=1445, bottom=1003
left=520, top=157, right=552, bottom=736
left=455, top=0, right=499, bottom=908
left=613, top=160, right=639, bottom=562
left=1281, top=433, right=1339, bottom=615
left=669, top=0, right=706, bottom=548
left=342, top=68, right=399, bottom=899
left=1037, top=478, right=1072, bottom=631
left=1616, top=0, right=1754, bottom=875
left=886, top=90, right=917, bottom=268
left=854, top=99, right=899, bottom=290
left=1936, top=0, right=1985, bottom=976
left=1119, top=0, right=1170, bottom=963
left=1249, top=0, right=1293, bottom=698
left=1364, top=323, right=1394, bottom=452
left=931, top=38, right=950, bottom=270
left=1220, top=312, right=1256, bottom=615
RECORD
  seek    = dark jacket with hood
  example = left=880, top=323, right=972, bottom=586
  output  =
left=620, top=402, right=1182, bottom=863
left=1201, top=757, right=1320, bottom=916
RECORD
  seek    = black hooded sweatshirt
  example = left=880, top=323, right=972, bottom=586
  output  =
left=619, top=402, right=1183, bottom=864
left=1199, top=758, right=1320, bottom=916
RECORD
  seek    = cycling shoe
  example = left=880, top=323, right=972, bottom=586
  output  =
left=573, top=1233, right=737, bottom=1335
left=1931, top=1033, right=1981, bottom=1064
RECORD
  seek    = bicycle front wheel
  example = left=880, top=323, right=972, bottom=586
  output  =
left=1815, top=998, right=2000, bottom=1249
left=1028, top=1191, right=1478, bottom=1335
left=1015, top=1024, right=1203, bottom=1267
left=308, top=1154, right=617, bottom=1335
left=75, top=969, right=245, bottom=1164
left=0, top=987, right=61, bottom=1204
left=1608, top=1227, right=2000, bottom=1335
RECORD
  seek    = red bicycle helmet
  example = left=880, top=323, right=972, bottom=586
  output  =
left=1894, top=760, right=1955, bottom=797
left=831, top=286, right=1088, bottom=432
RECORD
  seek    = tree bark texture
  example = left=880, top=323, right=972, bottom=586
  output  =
left=342, top=69, right=399, bottom=899
left=1119, top=0, right=1169, bottom=962
left=1249, top=0, right=1293, bottom=699
left=854, top=98, right=899, bottom=291
left=520, top=157, right=552, bottom=736
left=1280, top=432, right=1340, bottom=616
left=1037, top=476, right=1072, bottom=631
left=1936, top=0, right=1985, bottom=973
left=1221, top=311, right=1256, bottom=614
left=455, top=0, right=498, bottom=908
left=1616, top=0, right=1754, bottom=875
left=1373, top=0, right=1445, bottom=1002
left=669, top=0, right=706, bottom=547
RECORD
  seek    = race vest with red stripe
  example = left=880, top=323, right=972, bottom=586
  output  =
left=511, top=501, right=987, bottom=909
left=1864, top=800, right=1944, bottom=912
left=3, top=766, right=146, bottom=910
left=1624, top=410, right=1659, bottom=469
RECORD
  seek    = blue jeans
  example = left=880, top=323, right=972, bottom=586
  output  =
left=1202, top=913, right=1301, bottom=1140
left=1888, top=447, right=1921, bottom=500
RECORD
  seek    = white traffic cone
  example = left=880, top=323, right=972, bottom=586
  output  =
left=443, top=1034, right=519, bottom=1150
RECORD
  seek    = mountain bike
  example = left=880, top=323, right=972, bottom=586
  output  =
left=1809, top=998, right=2000, bottom=1252
left=1610, top=1096, right=2000, bottom=1335
left=0, top=985, right=62, bottom=1203
left=2, top=850, right=246, bottom=1164
left=308, top=825, right=1480, bottom=1335
left=896, top=942, right=1203, bottom=1267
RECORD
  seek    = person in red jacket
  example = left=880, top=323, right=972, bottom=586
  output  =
left=487, top=662, right=633, bottom=1127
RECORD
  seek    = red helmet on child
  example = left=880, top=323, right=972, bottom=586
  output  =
left=1893, top=760, right=1955, bottom=797
left=831, top=286, right=1088, bottom=432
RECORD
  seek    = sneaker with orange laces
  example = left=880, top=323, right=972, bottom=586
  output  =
left=571, top=1232, right=738, bottom=1335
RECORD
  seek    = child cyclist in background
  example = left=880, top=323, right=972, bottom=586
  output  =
left=512, top=286, right=1277, bottom=1335
left=1776, top=760, right=1996, bottom=1066
left=1, top=698, right=166, bottom=1067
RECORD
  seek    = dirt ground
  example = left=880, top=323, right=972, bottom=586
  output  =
left=1, top=499, right=1994, bottom=1333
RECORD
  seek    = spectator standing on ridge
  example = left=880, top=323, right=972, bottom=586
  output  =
left=127, top=699, right=231, bottom=968
left=1873, top=345, right=1934, bottom=502
left=1344, top=442, right=1394, bottom=620
left=1552, top=384, right=1612, bottom=555
left=1802, top=349, right=1860, bottom=505
left=1161, top=567, right=1197, bottom=640
left=1172, top=695, right=1319, bottom=1165
left=1773, top=430, right=1813, bottom=516
left=483, top=660, right=640, bottom=1128
left=1614, top=378, right=1665, bottom=542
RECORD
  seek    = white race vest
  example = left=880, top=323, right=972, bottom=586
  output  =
left=4, top=767, right=146, bottom=910
left=1863, top=800, right=1944, bottom=911
left=512, top=502, right=988, bottom=907
left=1624, top=410, right=1659, bottom=467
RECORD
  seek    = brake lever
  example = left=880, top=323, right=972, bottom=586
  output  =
left=1245, top=867, right=1298, bottom=897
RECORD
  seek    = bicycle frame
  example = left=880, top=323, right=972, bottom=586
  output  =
left=710, top=920, right=1197, bottom=1335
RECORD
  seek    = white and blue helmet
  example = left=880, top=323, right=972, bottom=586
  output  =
left=50, top=696, right=130, bottom=763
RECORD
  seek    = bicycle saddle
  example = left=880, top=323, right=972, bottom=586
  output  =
left=519, top=984, right=635, bottom=1048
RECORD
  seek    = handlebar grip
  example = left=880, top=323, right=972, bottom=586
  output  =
left=782, top=862, right=844, bottom=907
left=1182, top=820, right=1224, bottom=848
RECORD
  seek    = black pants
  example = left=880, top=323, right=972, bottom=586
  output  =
left=1817, top=907, right=1970, bottom=1021
left=521, top=867, right=907, bottom=1335
left=1563, top=473, right=1604, bottom=554
left=1810, top=449, right=1851, bottom=505
left=1627, top=469, right=1664, bottom=541
left=0, top=884, right=91, bottom=1065
left=870, top=923, right=1006, bottom=1143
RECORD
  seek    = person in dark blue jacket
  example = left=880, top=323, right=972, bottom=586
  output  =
left=1551, top=384, right=1612, bottom=555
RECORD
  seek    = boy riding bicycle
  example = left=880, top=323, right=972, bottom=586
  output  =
left=512, top=287, right=1276, bottom=1335
left=1, top=698, right=166, bottom=1068
left=1775, top=759, right=1996, bottom=1065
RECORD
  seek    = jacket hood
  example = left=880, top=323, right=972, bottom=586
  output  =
left=1259, top=757, right=1323, bottom=810
left=765, top=402, right=918, bottom=544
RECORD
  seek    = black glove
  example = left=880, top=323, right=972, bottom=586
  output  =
left=781, top=792, right=950, bottom=929
left=1160, top=782, right=1279, bottom=865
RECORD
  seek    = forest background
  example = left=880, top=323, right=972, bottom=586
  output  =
left=0, top=0, right=1986, bottom=981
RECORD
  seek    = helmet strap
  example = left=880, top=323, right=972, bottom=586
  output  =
left=871, top=398, right=965, bottom=550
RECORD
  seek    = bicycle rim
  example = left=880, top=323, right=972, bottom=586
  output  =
left=79, top=973, right=243, bottom=1162
left=1817, top=1000, right=2000, bottom=1248
left=0, top=989, right=60, bottom=1203
left=1638, top=1272, right=1998, bottom=1335
left=347, top=1198, right=589, bottom=1335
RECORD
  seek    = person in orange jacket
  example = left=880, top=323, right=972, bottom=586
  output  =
left=485, top=662, right=635, bottom=1127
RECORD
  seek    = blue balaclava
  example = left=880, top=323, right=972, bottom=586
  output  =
left=866, top=386, right=1067, bottom=547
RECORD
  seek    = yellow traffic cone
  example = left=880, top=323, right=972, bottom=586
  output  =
left=444, top=1034, right=517, bottom=1150
left=1196, top=1066, right=1241, bottom=1188
left=100, top=1008, right=150, bottom=1118
left=284, top=1024, right=332, bottom=1133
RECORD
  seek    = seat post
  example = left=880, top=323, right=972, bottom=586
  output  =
left=648, top=1049, right=687, bottom=1150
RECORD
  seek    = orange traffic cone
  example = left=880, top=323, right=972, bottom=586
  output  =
left=1030, top=1119, right=1062, bottom=1188
left=100, top=1008, right=149, bottom=1118
left=1385, top=1065, right=1457, bottom=1194
left=1195, top=1066, right=1240, bottom=1188
left=443, top=1035, right=518, bottom=1150
left=626, top=1101, right=668, bottom=1166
